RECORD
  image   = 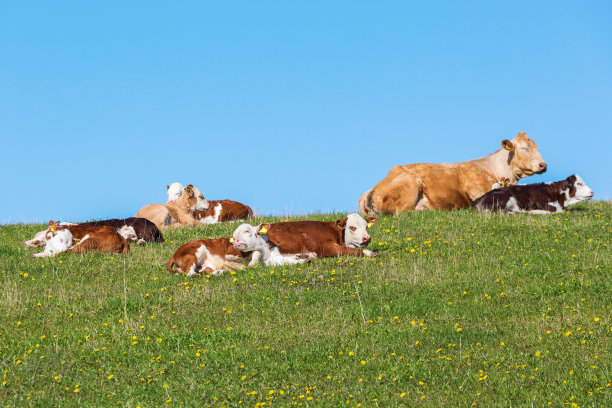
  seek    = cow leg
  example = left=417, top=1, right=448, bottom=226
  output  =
left=370, top=168, right=423, bottom=214
left=320, top=243, right=378, bottom=258
left=247, top=250, right=262, bottom=267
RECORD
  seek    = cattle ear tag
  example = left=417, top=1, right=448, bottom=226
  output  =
left=259, top=226, right=267, bottom=234
left=229, top=237, right=234, bottom=243
left=367, top=223, right=372, bottom=228
left=51, top=227, right=55, bottom=232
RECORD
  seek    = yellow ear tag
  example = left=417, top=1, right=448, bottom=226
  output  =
left=367, top=223, right=372, bottom=228
left=229, top=237, right=234, bottom=243
left=259, top=226, right=267, bottom=234
left=51, top=227, right=55, bottom=232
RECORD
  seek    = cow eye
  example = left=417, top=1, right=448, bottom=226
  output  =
left=349, top=226, right=356, bottom=232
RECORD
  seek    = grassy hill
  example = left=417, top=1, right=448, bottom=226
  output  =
left=1, top=202, right=610, bottom=407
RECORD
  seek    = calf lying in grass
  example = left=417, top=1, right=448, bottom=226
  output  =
left=166, top=223, right=310, bottom=276
left=136, top=184, right=209, bottom=229
left=266, top=213, right=379, bottom=258
left=472, top=174, right=594, bottom=214
left=32, top=221, right=130, bottom=257
left=167, top=182, right=253, bottom=224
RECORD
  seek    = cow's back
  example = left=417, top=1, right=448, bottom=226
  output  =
left=267, top=221, right=341, bottom=254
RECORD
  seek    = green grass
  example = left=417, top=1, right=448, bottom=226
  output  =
left=1, top=202, right=610, bottom=407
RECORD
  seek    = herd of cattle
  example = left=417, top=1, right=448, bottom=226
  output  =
left=24, top=132, right=595, bottom=276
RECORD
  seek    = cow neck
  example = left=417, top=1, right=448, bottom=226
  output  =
left=169, top=194, right=193, bottom=213
left=469, top=148, right=521, bottom=184
left=255, top=235, right=276, bottom=260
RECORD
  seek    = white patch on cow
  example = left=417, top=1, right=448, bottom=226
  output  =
left=33, top=229, right=73, bottom=257
left=548, top=201, right=563, bottom=213
left=504, top=197, right=523, bottom=213
left=232, top=223, right=309, bottom=267
left=545, top=182, right=553, bottom=185
left=118, top=225, right=137, bottom=241
left=59, top=222, right=76, bottom=225
left=167, top=182, right=183, bottom=204
left=344, top=213, right=373, bottom=248
left=79, top=234, right=90, bottom=243
left=527, top=210, right=551, bottom=214
left=200, top=203, right=223, bottom=224
left=187, top=263, right=199, bottom=277
left=362, top=249, right=378, bottom=258
left=137, top=238, right=146, bottom=246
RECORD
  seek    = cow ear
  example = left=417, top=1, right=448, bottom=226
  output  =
left=336, top=219, right=347, bottom=229
left=366, top=216, right=378, bottom=227
left=258, top=223, right=271, bottom=235
left=167, top=185, right=170, bottom=190
left=516, top=131, right=528, bottom=140
left=184, top=184, right=194, bottom=195
left=501, top=140, right=514, bottom=151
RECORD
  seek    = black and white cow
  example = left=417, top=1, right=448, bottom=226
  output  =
left=472, top=174, right=594, bottom=214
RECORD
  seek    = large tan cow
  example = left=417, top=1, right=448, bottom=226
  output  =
left=359, top=132, right=547, bottom=214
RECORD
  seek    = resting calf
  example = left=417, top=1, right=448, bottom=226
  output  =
left=166, top=182, right=253, bottom=224
left=136, top=184, right=209, bottom=228
left=472, top=174, right=594, bottom=214
left=32, top=222, right=130, bottom=257
left=166, top=223, right=309, bottom=276
left=265, top=213, right=379, bottom=258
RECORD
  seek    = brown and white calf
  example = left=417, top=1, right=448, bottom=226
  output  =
left=77, top=217, right=163, bottom=245
left=166, top=223, right=310, bottom=276
left=264, top=213, right=379, bottom=259
left=194, top=200, right=253, bottom=224
left=166, top=182, right=253, bottom=223
left=25, top=219, right=140, bottom=247
left=32, top=221, right=130, bottom=257
left=472, top=174, right=594, bottom=214
left=359, top=132, right=547, bottom=214
left=136, top=184, right=209, bottom=229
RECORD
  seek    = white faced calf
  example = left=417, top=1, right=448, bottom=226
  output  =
left=232, top=223, right=312, bottom=267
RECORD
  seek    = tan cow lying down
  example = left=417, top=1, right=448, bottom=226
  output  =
left=166, top=223, right=309, bottom=276
left=359, top=132, right=547, bottom=214
left=136, top=184, right=209, bottom=229
left=265, top=213, right=379, bottom=258
left=167, top=182, right=253, bottom=224
left=32, top=221, right=130, bottom=257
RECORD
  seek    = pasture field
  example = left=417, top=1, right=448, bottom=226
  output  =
left=0, top=202, right=610, bottom=407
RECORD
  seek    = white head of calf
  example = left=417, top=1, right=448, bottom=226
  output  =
left=231, top=223, right=309, bottom=267
left=564, top=175, right=594, bottom=207
left=338, top=213, right=378, bottom=249
left=25, top=230, right=47, bottom=247
left=33, top=229, right=73, bottom=257
left=232, top=223, right=271, bottom=252
left=118, top=225, right=138, bottom=241
left=166, top=182, right=184, bottom=204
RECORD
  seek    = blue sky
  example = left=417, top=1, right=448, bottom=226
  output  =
left=1, top=1, right=611, bottom=224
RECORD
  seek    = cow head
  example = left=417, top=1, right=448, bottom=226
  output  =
left=231, top=223, right=270, bottom=252
left=563, top=174, right=594, bottom=206
left=167, top=182, right=184, bottom=204
left=175, top=184, right=209, bottom=212
left=24, top=230, right=47, bottom=247
left=501, top=132, right=547, bottom=179
left=118, top=225, right=138, bottom=241
left=336, top=213, right=378, bottom=248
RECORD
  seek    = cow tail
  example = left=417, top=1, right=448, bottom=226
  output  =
left=246, top=206, right=254, bottom=218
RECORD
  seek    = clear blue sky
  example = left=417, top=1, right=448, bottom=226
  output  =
left=2, top=1, right=611, bottom=224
